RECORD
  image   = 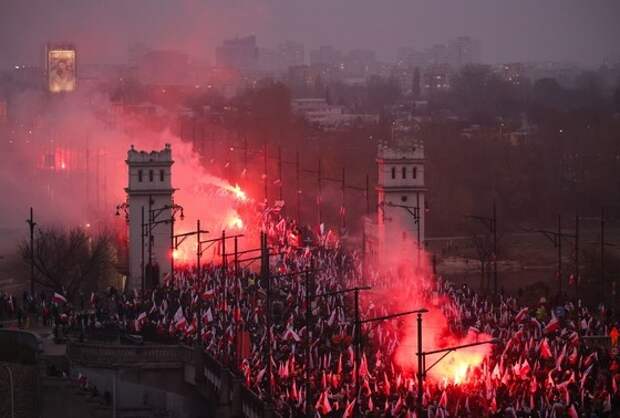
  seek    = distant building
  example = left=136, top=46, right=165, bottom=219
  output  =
left=278, top=41, right=305, bottom=68
left=137, top=49, right=190, bottom=85
left=422, top=64, right=452, bottom=94
left=366, top=118, right=426, bottom=267
left=126, top=144, right=176, bottom=290
left=216, top=35, right=259, bottom=73
left=397, top=36, right=481, bottom=69
left=447, top=36, right=481, bottom=67
left=310, top=45, right=342, bottom=67
left=291, top=98, right=378, bottom=130
left=496, top=63, right=526, bottom=86
left=343, top=49, right=378, bottom=77
left=128, top=42, right=151, bottom=67
left=258, top=41, right=305, bottom=74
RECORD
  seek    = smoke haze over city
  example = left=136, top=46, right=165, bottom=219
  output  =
left=1, top=0, right=619, bottom=68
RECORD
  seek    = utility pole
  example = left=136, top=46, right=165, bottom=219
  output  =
left=264, top=142, right=268, bottom=203
left=341, top=167, right=346, bottom=232
left=304, top=269, right=312, bottom=418
left=416, top=312, right=424, bottom=418
left=141, top=206, right=145, bottom=293
left=262, top=232, right=272, bottom=402
left=575, top=214, right=580, bottom=295
left=296, top=150, right=301, bottom=224
left=26, top=208, right=36, bottom=296
left=317, top=158, right=322, bottom=228
left=558, top=214, right=562, bottom=295
left=196, top=219, right=202, bottom=277
left=354, top=288, right=360, bottom=416
left=278, top=146, right=283, bottom=201
left=493, top=201, right=497, bottom=294
left=601, top=207, right=605, bottom=297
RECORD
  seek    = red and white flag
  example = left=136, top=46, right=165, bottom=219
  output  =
left=544, top=317, right=561, bottom=334
left=515, top=307, right=529, bottom=322
left=52, top=292, right=67, bottom=304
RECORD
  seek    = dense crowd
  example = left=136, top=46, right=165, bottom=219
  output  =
left=2, top=211, right=619, bottom=418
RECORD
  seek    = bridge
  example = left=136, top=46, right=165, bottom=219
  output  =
left=65, top=341, right=277, bottom=418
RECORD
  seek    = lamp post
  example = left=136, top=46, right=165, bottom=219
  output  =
left=143, top=201, right=184, bottom=287
left=530, top=214, right=576, bottom=297
left=312, top=285, right=373, bottom=417
left=26, top=207, right=36, bottom=296
left=417, top=339, right=498, bottom=415
left=356, top=308, right=429, bottom=417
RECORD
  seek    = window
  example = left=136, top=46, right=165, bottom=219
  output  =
left=413, top=166, right=418, bottom=179
left=149, top=170, right=154, bottom=182
left=160, top=170, right=164, bottom=182
left=391, top=167, right=396, bottom=179
left=138, top=170, right=143, bottom=182
left=402, top=167, right=407, bottom=179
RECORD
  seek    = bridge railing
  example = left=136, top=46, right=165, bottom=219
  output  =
left=67, top=342, right=191, bottom=369
left=67, top=341, right=280, bottom=417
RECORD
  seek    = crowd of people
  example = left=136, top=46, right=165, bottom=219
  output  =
left=2, top=209, right=620, bottom=418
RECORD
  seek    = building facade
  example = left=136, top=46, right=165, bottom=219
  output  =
left=367, top=119, right=426, bottom=268
left=126, top=144, right=175, bottom=290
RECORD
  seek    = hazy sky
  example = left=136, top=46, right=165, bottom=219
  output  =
left=1, top=0, right=619, bottom=69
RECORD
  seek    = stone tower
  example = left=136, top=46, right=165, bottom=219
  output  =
left=376, top=119, right=426, bottom=266
left=126, top=144, right=175, bottom=290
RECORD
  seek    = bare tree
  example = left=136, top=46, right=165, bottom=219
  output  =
left=20, top=227, right=115, bottom=301
left=469, top=231, right=494, bottom=293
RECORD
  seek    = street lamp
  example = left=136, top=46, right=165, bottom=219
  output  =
left=143, top=200, right=184, bottom=290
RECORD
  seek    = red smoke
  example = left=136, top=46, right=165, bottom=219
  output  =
left=369, top=240, right=491, bottom=385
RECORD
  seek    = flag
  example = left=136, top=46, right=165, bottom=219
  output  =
left=544, top=317, right=560, bottom=334
left=515, top=307, right=529, bottom=322
left=205, top=307, right=214, bottom=323
left=540, top=338, right=553, bottom=359
left=383, top=372, right=391, bottom=395
left=315, top=391, right=332, bottom=415
left=342, top=399, right=355, bottom=418
left=439, top=390, right=448, bottom=408
left=52, top=292, right=67, bottom=304
left=567, top=404, right=578, bottom=418
left=174, top=307, right=186, bottom=331
left=201, top=288, right=215, bottom=301
left=283, top=327, right=301, bottom=342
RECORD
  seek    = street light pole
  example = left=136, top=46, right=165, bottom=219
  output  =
left=26, top=207, right=36, bottom=296
left=416, top=312, right=423, bottom=417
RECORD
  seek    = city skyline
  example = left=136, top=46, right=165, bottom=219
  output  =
left=1, top=0, right=619, bottom=70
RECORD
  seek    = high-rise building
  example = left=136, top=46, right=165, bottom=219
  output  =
left=448, top=36, right=481, bottom=66
left=279, top=41, right=305, bottom=68
left=215, top=35, right=259, bottom=73
left=137, top=49, right=190, bottom=85
left=310, top=45, right=342, bottom=67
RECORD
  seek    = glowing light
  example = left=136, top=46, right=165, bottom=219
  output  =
left=227, top=184, right=247, bottom=202
left=228, top=215, right=244, bottom=230
left=172, top=248, right=190, bottom=264
left=47, top=49, right=76, bottom=93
